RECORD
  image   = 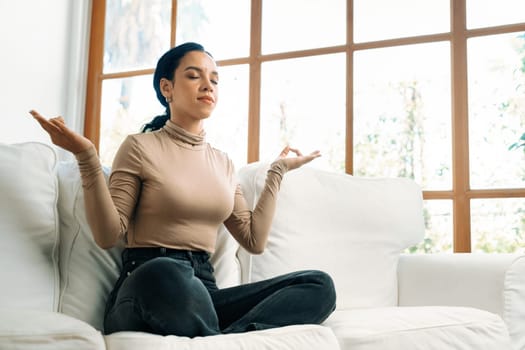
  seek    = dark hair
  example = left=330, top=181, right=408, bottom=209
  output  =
left=141, top=42, right=212, bottom=132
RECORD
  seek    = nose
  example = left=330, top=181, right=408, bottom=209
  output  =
left=201, top=79, right=214, bottom=92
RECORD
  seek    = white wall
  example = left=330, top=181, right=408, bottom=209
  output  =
left=0, top=0, right=90, bottom=147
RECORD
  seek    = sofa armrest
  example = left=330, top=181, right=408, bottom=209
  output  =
left=398, top=253, right=525, bottom=349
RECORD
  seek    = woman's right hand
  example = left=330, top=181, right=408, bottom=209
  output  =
left=29, top=110, right=93, bottom=154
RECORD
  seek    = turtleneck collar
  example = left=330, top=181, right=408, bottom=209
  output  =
left=162, top=119, right=206, bottom=149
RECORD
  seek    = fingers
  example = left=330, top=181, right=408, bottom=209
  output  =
left=284, top=146, right=320, bottom=158
left=276, top=145, right=322, bottom=169
left=29, top=110, right=65, bottom=126
left=49, top=117, right=67, bottom=132
left=29, top=110, right=67, bottom=135
left=309, top=150, right=321, bottom=158
left=279, top=145, right=290, bottom=157
left=30, top=111, right=58, bottom=133
left=29, top=110, right=50, bottom=127
left=279, top=146, right=307, bottom=157
left=29, top=110, right=43, bottom=120
left=288, top=147, right=303, bottom=157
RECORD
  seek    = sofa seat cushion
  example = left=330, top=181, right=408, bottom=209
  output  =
left=104, top=324, right=339, bottom=350
left=324, top=307, right=512, bottom=350
left=0, top=309, right=105, bottom=350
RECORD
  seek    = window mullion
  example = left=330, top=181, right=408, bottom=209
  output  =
left=170, top=0, right=177, bottom=47
left=247, top=0, right=263, bottom=163
left=84, top=0, right=106, bottom=152
left=451, top=0, right=471, bottom=252
left=346, top=0, right=354, bottom=174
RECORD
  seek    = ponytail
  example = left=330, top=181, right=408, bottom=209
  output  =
left=141, top=108, right=170, bottom=133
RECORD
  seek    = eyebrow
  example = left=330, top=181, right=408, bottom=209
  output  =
left=184, top=66, right=219, bottom=77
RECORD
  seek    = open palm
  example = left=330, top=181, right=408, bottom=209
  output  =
left=29, top=110, right=93, bottom=154
left=276, top=145, right=321, bottom=171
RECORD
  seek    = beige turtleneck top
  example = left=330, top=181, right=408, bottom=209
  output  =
left=75, top=120, right=287, bottom=254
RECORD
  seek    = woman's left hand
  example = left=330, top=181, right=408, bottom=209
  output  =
left=275, top=145, right=321, bottom=171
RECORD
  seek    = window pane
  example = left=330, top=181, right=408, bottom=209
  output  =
left=354, top=42, right=452, bottom=190
left=176, top=0, right=250, bottom=60
left=260, top=54, right=346, bottom=172
left=471, top=198, right=525, bottom=253
left=104, top=0, right=171, bottom=73
left=468, top=33, right=525, bottom=189
left=99, top=76, right=164, bottom=166
left=262, top=0, right=346, bottom=54
left=354, top=0, right=449, bottom=43
left=467, top=0, right=525, bottom=29
left=205, top=65, right=249, bottom=169
left=406, top=200, right=453, bottom=253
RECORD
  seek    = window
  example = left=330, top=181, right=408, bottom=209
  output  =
left=85, top=0, right=525, bottom=253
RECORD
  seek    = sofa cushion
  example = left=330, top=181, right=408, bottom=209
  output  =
left=397, top=252, right=525, bottom=350
left=104, top=324, right=339, bottom=350
left=0, top=308, right=105, bottom=350
left=0, top=142, right=60, bottom=311
left=57, top=160, right=123, bottom=331
left=210, top=224, right=242, bottom=289
left=57, top=161, right=242, bottom=331
left=236, top=162, right=424, bottom=309
left=324, top=307, right=512, bottom=350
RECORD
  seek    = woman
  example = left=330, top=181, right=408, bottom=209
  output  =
left=30, top=42, right=336, bottom=337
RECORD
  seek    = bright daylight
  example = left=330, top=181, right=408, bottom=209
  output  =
left=1, top=1, right=525, bottom=350
left=100, top=0, right=525, bottom=254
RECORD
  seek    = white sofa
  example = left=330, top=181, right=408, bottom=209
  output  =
left=1, top=141, right=524, bottom=350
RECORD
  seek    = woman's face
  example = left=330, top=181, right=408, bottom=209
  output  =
left=162, top=50, right=219, bottom=127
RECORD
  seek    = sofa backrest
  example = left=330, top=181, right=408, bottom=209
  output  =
left=236, top=162, right=424, bottom=309
left=0, top=142, right=60, bottom=311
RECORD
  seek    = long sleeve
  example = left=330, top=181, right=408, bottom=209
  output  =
left=223, top=160, right=288, bottom=254
left=75, top=136, right=142, bottom=249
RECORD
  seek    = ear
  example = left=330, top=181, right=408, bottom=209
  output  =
left=159, top=78, right=173, bottom=99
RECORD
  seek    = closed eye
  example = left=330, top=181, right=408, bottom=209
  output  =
left=183, top=66, right=218, bottom=85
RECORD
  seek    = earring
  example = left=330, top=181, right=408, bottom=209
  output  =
left=165, top=96, right=172, bottom=103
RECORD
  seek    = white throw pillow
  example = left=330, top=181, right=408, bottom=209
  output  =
left=0, top=142, right=60, bottom=311
left=237, top=162, right=424, bottom=309
left=210, top=224, right=242, bottom=289
left=57, top=160, right=122, bottom=331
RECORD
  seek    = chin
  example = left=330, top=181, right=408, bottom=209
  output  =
left=199, top=109, right=214, bottom=119
left=194, top=114, right=212, bottom=121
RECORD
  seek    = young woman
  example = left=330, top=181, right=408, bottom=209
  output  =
left=31, top=42, right=336, bottom=337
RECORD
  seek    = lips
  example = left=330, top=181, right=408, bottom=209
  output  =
left=198, top=96, right=215, bottom=104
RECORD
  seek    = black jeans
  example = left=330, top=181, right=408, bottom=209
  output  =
left=104, top=247, right=336, bottom=337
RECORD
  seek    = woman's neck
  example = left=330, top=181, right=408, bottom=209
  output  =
left=169, top=117, right=203, bottom=135
left=163, top=119, right=206, bottom=148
